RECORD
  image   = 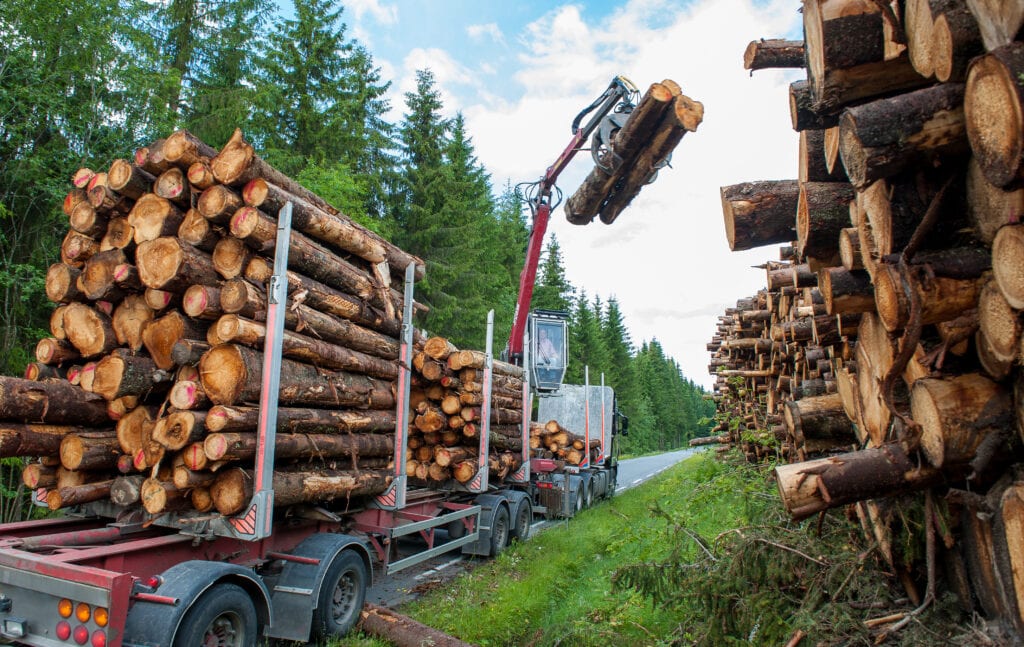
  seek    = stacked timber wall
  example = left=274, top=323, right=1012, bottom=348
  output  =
left=708, top=1, right=1024, bottom=638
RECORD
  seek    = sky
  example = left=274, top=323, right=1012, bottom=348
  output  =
left=331, top=0, right=805, bottom=389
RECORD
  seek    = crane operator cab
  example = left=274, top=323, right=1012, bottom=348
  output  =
left=530, top=310, right=568, bottom=392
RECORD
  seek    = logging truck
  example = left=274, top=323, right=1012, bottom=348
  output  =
left=0, top=74, right=695, bottom=646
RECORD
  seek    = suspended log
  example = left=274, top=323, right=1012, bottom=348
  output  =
left=199, top=343, right=395, bottom=408
left=564, top=83, right=677, bottom=224
left=210, top=466, right=391, bottom=515
left=597, top=93, right=704, bottom=225
left=721, top=180, right=800, bottom=251
left=838, top=83, right=967, bottom=189
left=743, top=39, right=805, bottom=70
left=965, top=43, right=1024, bottom=188
left=203, top=432, right=394, bottom=463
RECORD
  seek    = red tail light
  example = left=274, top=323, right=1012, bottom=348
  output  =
left=73, top=625, right=89, bottom=645
left=55, top=621, right=71, bottom=641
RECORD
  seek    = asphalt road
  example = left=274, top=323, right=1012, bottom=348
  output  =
left=366, top=447, right=702, bottom=607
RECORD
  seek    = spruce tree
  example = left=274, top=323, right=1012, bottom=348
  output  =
left=601, top=296, right=639, bottom=415
left=531, top=236, right=574, bottom=313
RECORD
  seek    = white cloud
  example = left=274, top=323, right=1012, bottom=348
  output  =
left=389, top=47, right=484, bottom=121
left=461, top=0, right=802, bottom=388
left=345, top=0, right=398, bottom=25
left=467, top=22, right=505, bottom=44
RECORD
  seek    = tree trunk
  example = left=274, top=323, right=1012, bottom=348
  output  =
left=177, top=207, right=219, bottom=252
left=59, top=432, right=120, bottom=471
left=107, top=159, right=154, bottom=200
left=358, top=603, right=475, bottom=647
left=45, top=263, right=86, bottom=304
left=140, top=478, right=184, bottom=514
left=933, top=4, right=985, bottom=82
left=721, top=180, right=800, bottom=251
left=0, top=423, right=110, bottom=458
left=790, top=80, right=841, bottom=131
left=818, top=266, right=875, bottom=315
left=744, top=39, right=805, bottom=70
left=800, top=129, right=848, bottom=183
left=205, top=405, right=395, bottom=435
left=93, top=350, right=169, bottom=401
left=775, top=443, right=947, bottom=520
left=199, top=343, right=396, bottom=408
left=784, top=393, right=856, bottom=448
left=813, top=53, right=930, bottom=115
left=966, top=156, right=1024, bottom=245
left=203, top=431, right=394, bottom=463
left=839, top=83, right=967, bottom=189
left=210, top=466, right=391, bottom=515
left=804, top=0, right=886, bottom=100
left=0, top=376, right=110, bottom=426
left=873, top=248, right=989, bottom=331
left=46, top=480, right=114, bottom=510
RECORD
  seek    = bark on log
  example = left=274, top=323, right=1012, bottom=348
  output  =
left=797, top=182, right=855, bottom=258
left=783, top=393, right=856, bottom=447
left=965, top=43, right=1024, bottom=188
left=933, top=4, right=985, bottom=82
left=597, top=93, right=704, bottom=224
left=967, top=156, right=1024, bottom=245
left=46, top=480, right=114, bottom=510
left=183, top=285, right=223, bottom=320
left=812, top=52, right=931, bottom=115
left=911, top=373, right=1012, bottom=467
left=0, top=376, right=110, bottom=426
left=775, top=443, right=948, bottom=520
left=965, top=0, right=1024, bottom=50
left=205, top=405, right=395, bottom=434
left=59, top=432, right=120, bottom=471
left=62, top=303, right=119, bottom=359
left=564, top=83, right=677, bottom=224
left=978, top=277, right=1021, bottom=363
left=45, top=263, right=86, bottom=304
left=199, top=343, right=396, bottom=408
left=214, top=315, right=398, bottom=380
left=153, top=168, right=190, bottom=208
left=203, top=432, right=394, bottom=463
left=721, top=180, right=800, bottom=251
left=93, top=350, right=168, bottom=401
left=152, top=411, right=208, bottom=451
left=241, top=178, right=388, bottom=266
left=162, top=130, right=218, bottom=169
left=244, top=257, right=402, bottom=338
left=197, top=184, right=244, bottom=224
left=819, top=266, right=875, bottom=314
left=744, top=39, right=805, bottom=70
left=177, top=208, right=219, bottom=252
left=140, top=478, right=184, bottom=514
left=804, top=0, right=886, bottom=101
left=61, top=230, right=99, bottom=268
left=839, top=83, right=967, bottom=189
left=790, top=80, right=841, bottom=131
left=107, top=160, right=154, bottom=201
left=358, top=603, right=475, bottom=647
left=210, top=466, right=391, bottom=515
left=800, top=129, right=849, bottom=183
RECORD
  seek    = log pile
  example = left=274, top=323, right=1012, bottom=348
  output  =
left=0, top=128, right=452, bottom=519
left=564, top=79, right=704, bottom=225
left=405, top=336, right=527, bottom=487
left=529, top=419, right=602, bottom=466
left=713, top=1, right=1024, bottom=638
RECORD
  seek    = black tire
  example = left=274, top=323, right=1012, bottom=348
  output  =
left=584, top=484, right=594, bottom=509
left=173, top=583, right=257, bottom=647
left=311, top=551, right=368, bottom=641
left=573, top=486, right=583, bottom=515
left=489, top=505, right=510, bottom=556
left=511, top=499, right=532, bottom=541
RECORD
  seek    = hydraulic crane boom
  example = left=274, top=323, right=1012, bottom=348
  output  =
left=506, top=76, right=638, bottom=364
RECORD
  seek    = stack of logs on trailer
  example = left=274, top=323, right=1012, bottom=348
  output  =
left=0, top=126, right=528, bottom=521
left=709, top=1, right=1024, bottom=639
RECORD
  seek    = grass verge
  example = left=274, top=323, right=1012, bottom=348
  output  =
left=335, top=451, right=984, bottom=646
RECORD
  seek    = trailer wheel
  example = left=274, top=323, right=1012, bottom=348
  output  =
left=311, top=551, right=368, bottom=641
left=173, top=583, right=257, bottom=647
left=511, top=499, right=532, bottom=541
left=573, top=486, right=584, bottom=515
left=489, top=505, right=510, bottom=556
left=584, top=484, right=594, bottom=509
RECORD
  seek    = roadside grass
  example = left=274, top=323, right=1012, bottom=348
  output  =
left=335, top=451, right=982, bottom=646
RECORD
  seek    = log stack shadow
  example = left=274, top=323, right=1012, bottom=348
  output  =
left=708, top=1, right=1024, bottom=638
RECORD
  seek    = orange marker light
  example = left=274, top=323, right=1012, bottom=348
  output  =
left=75, top=602, right=90, bottom=623
left=94, top=607, right=108, bottom=628
left=58, top=599, right=73, bottom=618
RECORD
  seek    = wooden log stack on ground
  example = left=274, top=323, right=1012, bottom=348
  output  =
left=709, top=1, right=1024, bottom=638
left=0, top=127, right=456, bottom=520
